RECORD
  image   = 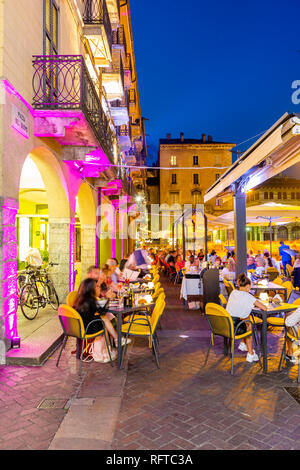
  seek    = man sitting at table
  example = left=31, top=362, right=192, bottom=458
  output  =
left=284, top=306, right=300, bottom=364
left=247, top=256, right=257, bottom=271
left=226, top=273, right=268, bottom=362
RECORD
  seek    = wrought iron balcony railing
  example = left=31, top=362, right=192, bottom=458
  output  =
left=83, top=0, right=112, bottom=52
left=110, top=90, right=129, bottom=112
left=116, top=124, right=131, bottom=138
left=32, top=55, right=114, bottom=160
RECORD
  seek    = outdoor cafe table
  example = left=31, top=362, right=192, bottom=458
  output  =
left=180, top=273, right=202, bottom=304
left=250, top=281, right=288, bottom=302
left=106, top=302, right=154, bottom=369
left=251, top=302, right=297, bottom=373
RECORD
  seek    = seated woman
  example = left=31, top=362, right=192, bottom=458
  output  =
left=255, top=258, right=266, bottom=276
left=226, top=273, right=267, bottom=362
left=185, top=255, right=199, bottom=269
left=175, top=254, right=185, bottom=272
left=222, top=258, right=236, bottom=281
left=73, top=278, right=118, bottom=363
left=214, top=256, right=222, bottom=269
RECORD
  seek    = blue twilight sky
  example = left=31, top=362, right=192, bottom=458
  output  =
left=130, top=0, right=300, bottom=165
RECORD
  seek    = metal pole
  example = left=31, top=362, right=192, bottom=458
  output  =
left=204, top=215, right=208, bottom=261
left=96, top=188, right=101, bottom=267
left=234, top=185, right=247, bottom=277
left=182, top=213, right=186, bottom=261
left=270, top=220, right=273, bottom=258
left=172, top=223, right=175, bottom=250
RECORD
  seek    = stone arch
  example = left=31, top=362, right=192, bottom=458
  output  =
left=18, top=147, right=72, bottom=301
left=277, top=225, right=288, bottom=241
left=75, top=181, right=97, bottom=284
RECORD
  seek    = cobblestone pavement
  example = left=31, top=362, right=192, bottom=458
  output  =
left=1, top=278, right=300, bottom=450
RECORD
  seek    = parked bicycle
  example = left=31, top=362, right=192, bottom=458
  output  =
left=19, top=262, right=59, bottom=320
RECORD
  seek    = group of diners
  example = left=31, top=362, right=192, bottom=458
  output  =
left=72, top=248, right=153, bottom=363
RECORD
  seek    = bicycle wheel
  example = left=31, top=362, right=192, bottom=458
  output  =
left=45, top=282, right=59, bottom=310
left=19, top=283, right=39, bottom=320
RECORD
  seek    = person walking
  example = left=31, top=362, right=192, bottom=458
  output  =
left=279, top=240, right=292, bottom=276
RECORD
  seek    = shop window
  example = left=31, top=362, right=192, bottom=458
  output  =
left=291, top=192, right=295, bottom=200
left=269, top=192, right=274, bottom=200
left=278, top=192, right=282, bottom=200
left=264, top=192, right=268, bottom=200
left=283, top=192, right=287, bottom=199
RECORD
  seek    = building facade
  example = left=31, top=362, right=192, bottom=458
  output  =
left=0, top=0, right=146, bottom=352
left=158, top=133, right=235, bottom=246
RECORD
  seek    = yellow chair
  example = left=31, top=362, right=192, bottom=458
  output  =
left=153, top=286, right=164, bottom=300
left=273, top=277, right=283, bottom=285
left=281, top=281, right=293, bottom=302
left=66, top=290, right=78, bottom=307
left=204, top=303, right=261, bottom=375
left=293, top=298, right=300, bottom=306
left=278, top=324, right=300, bottom=383
left=153, top=274, right=160, bottom=285
left=223, top=279, right=235, bottom=297
left=120, top=299, right=166, bottom=368
left=124, top=292, right=165, bottom=324
left=267, top=267, right=279, bottom=282
left=219, top=294, right=227, bottom=308
left=56, top=304, right=113, bottom=375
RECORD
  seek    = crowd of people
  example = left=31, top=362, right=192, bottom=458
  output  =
left=147, top=241, right=300, bottom=288
left=70, top=242, right=300, bottom=367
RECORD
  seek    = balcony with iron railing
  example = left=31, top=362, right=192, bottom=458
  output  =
left=109, top=90, right=129, bottom=126
left=102, top=50, right=125, bottom=100
left=106, top=0, right=120, bottom=29
left=116, top=123, right=131, bottom=151
left=32, top=55, right=114, bottom=161
left=82, top=0, right=112, bottom=65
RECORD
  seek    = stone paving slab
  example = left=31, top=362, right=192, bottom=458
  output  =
left=49, top=397, right=122, bottom=450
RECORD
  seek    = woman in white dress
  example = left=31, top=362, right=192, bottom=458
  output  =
left=226, top=273, right=268, bottom=362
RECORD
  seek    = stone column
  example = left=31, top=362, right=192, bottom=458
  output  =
left=81, top=224, right=96, bottom=280
left=48, top=217, right=73, bottom=303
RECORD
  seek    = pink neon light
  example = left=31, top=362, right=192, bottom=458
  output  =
left=69, top=218, right=76, bottom=292
left=1, top=199, right=19, bottom=344
left=1, top=79, right=34, bottom=115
